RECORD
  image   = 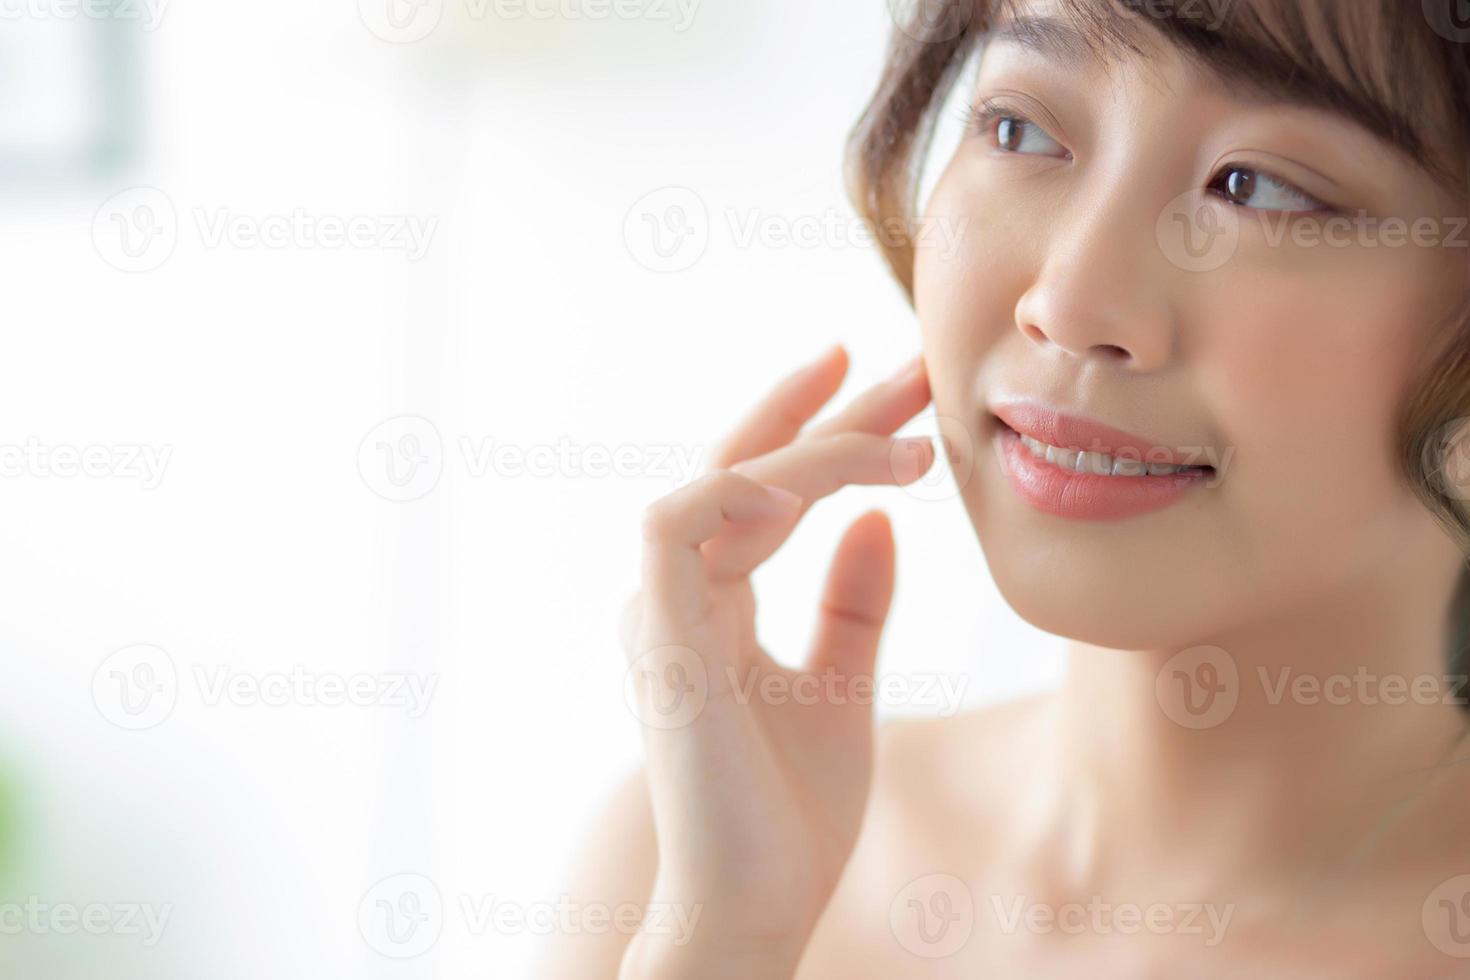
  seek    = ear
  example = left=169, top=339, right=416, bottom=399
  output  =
left=1435, top=416, right=1470, bottom=502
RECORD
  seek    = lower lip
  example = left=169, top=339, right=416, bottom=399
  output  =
left=995, top=424, right=1210, bottom=521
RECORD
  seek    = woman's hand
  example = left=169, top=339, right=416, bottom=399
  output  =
left=619, top=346, right=935, bottom=979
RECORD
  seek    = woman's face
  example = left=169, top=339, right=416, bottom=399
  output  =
left=915, top=5, right=1470, bottom=651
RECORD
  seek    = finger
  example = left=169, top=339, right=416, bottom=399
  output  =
left=731, top=431, right=936, bottom=511
left=702, top=432, right=934, bottom=580
left=806, top=353, right=931, bottom=440
left=806, top=510, right=896, bottom=679
left=704, top=344, right=849, bottom=472
left=639, top=470, right=804, bottom=637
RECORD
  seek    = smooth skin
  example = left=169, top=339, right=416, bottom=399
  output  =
left=545, top=2, right=1470, bottom=976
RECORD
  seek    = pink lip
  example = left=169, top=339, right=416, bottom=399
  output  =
left=989, top=402, right=1213, bottom=521
left=991, top=403, right=1208, bottom=466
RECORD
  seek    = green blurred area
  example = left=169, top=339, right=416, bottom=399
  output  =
left=0, top=776, right=13, bottom=876
left=0, top=761, right=17, bottom=883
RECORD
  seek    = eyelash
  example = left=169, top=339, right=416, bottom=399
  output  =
left=965, top=99, right=1339, bottom=216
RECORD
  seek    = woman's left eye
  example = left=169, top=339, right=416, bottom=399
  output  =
left=1207, top=165, right=1332, bottom=214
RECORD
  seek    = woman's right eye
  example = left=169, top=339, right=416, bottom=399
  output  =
left=971, top=103, right=1071, bottom=160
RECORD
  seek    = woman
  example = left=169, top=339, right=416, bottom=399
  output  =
left=549, top=0, right=1470, bottom=975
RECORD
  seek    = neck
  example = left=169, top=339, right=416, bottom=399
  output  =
left=1019, top=552, right=1470, bottom=907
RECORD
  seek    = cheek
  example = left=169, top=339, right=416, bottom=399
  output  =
left=1190, top=256, right=1448, bottom=581
left=914, top=165, right=1039, bottom=425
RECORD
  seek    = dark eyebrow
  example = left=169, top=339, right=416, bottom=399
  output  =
left=985, top=15, right=1111, bottom=66
left=983, top=14, right=1445, bottom=187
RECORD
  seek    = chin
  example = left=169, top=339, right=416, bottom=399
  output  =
left=971, top=519, right=1223, bottom=654
left=993, top=572, right=1186, bottom=651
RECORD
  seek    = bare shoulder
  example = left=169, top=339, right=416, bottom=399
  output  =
left=533, top=768, right=657, bottom=980
left=795, top=694, right=1057, bottom=977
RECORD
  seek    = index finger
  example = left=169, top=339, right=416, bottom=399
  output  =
left=703, top=344, right=849, bottom=472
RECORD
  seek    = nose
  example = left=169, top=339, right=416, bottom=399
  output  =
left=1012, top=185, right=1177, bottom=373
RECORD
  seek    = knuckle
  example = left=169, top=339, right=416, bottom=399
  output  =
left=640, top=470, right=746, bottom=541
left=826, top=430, right=878, bottom=456
left=698, top=467, right=749, bottom=496
left=639, top=497, right=679, bottom=541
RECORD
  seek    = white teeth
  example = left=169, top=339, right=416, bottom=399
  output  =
left=1017, top=432, right=1192, bottom=477
left=1047, top=446, right=1080, bottom=471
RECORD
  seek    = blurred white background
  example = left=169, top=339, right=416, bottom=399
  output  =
left=0, top=0, right=1064, bottom=976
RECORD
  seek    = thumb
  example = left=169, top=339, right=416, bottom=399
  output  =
left=805, top=509, right=896, bottom=678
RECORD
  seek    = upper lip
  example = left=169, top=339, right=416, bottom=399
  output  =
left=990, top=401, right=1214, bottom=469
